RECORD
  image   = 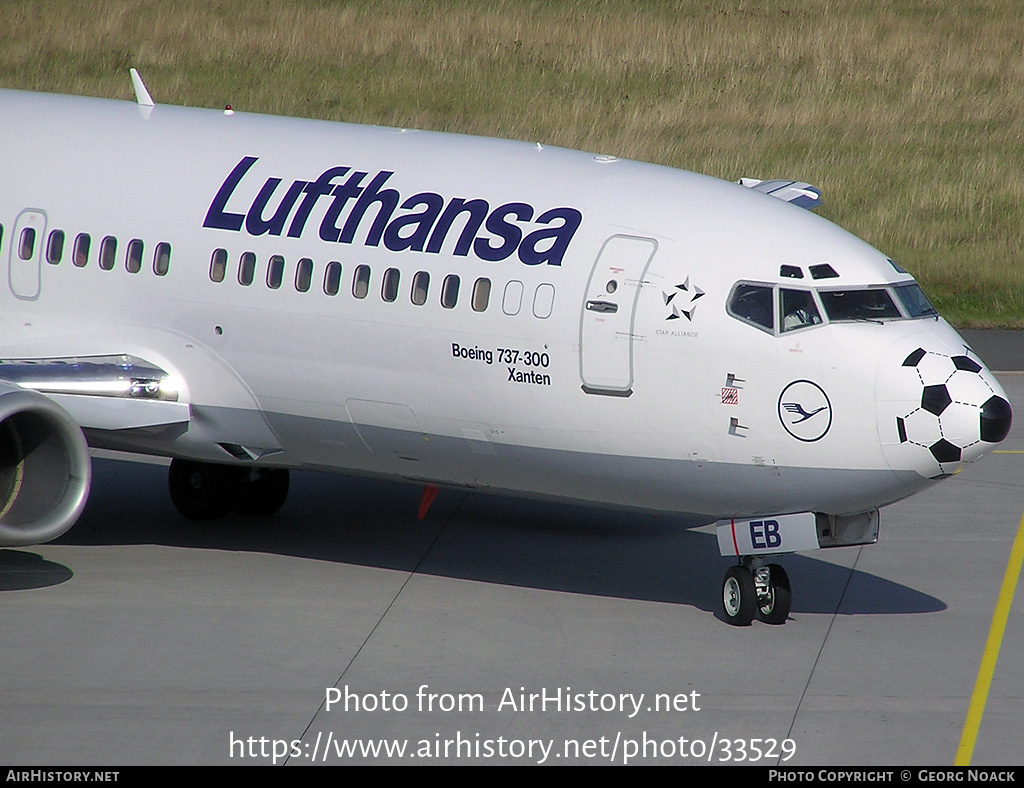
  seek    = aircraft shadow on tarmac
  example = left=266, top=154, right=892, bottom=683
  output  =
left=1, top=458, right=945, bottom=619
left=0, top=549, right=74, bottom=591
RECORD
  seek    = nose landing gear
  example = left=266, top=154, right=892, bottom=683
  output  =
left=722, top=560, right=791, bottom=626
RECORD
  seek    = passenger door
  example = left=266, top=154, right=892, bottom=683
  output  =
left=578, top=235, right=657, bottom=396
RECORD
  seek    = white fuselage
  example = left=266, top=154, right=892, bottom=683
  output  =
left=0, top=89, right=1010, bottom=531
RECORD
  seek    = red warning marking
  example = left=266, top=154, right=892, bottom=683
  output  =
left=417, top=485, right=439, bottom=520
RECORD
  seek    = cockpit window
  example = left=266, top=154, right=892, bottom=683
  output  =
left=818, top=289, right=901, bottom=321
left=728, top=284, right=773, bottom=332
left=894, top=283, right=937, bottom=318
left=780, top=289, right=822, bottom=332
left=729, top=279, right=932, bottom=336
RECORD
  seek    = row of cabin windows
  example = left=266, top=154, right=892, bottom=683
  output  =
left=7, top=224, right=171, bottom=276
left=209, top=248, right=506, bottom=314
left=0, top=224, right=546, bottom=315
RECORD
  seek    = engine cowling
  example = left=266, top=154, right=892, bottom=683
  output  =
left=0, top=383, right=92, bottom=546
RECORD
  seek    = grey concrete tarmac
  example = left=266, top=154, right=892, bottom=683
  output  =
left=0, top=375, right=1020, bottom=766
left=961, top=329, right=1024, bottom=373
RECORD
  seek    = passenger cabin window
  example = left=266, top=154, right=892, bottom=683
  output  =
left=728, top=283, right=773, bottom=332
left=780, top=289, right=821, bottom=332
left=125, top=239, right=144, bottom=273
left=533, top=283, right=555, bottom=319
left=472, top=278, right=491, bottom=312
left=46, top=230, right=65, bottom=264
left=295, top=258, right=313, bottom=292
left=210, top=249, right=228, bottom=282
left=99, top=236, right=117, bottom=270
left=324, top=261, right=342, bottom=296
left=411, top=271, right=429, bottom=306
left=267, top=255, right=285, bottom=289
left=238, top=252, right=256, bottom=286
left=502, top=281, right=524, bottom=315
left=352, top=265, right=371, bottom=299
left=153, top=243, right=171, bottom=276
left=441, top=274, right=460, bottom=309
left=19, top=227, right=36, bottom=260
left=73, top=233, right=91, bottom=267
left=381, top=267, right=400, bottom=302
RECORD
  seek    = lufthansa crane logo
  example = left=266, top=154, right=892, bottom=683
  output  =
left=778, top=380, right=832, bottom=442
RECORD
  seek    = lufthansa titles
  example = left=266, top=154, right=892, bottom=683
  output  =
left=204, top=156, right=583, bottom=266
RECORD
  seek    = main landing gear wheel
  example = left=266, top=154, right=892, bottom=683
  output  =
left=233, top=468, right=290, bottom=516
left=722, top=565, right=757, bottom=626
left=168, top=459, right=237, bottom=520
left=755, top=563, right=791, bottom=625
left=168, top=460, right=291, bottom=519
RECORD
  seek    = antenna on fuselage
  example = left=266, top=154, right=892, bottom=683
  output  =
left=129, top=68, right=155, bottom=107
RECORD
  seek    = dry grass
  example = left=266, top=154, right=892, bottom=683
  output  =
left=2, top=0, right=1022, bottom=326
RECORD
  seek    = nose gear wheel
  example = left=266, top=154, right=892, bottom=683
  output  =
left=722, top=562, right=791, bottom=626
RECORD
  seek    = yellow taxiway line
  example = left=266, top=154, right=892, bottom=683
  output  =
left=954, top=509, right=1024, bottom=765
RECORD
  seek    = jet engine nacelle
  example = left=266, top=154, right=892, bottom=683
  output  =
left=0, top=382, right=92, bottom=547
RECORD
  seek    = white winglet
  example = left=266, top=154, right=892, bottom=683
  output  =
left=130, top=68, right=154, bottom=107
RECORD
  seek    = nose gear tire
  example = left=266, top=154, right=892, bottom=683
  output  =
left=722, top=565, right=757, bottom=626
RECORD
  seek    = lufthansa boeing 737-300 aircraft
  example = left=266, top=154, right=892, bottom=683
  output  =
left=0, top=72, right=1012, bottom=625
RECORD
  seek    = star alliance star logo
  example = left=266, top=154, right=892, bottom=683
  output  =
left=663, top=277, right=704, bottom=321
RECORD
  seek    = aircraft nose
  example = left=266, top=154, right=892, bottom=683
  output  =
left=876, top=331, right=1012, bottom=478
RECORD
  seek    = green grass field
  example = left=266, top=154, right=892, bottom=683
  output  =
left=2, top=0, right=1021, bottom=326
